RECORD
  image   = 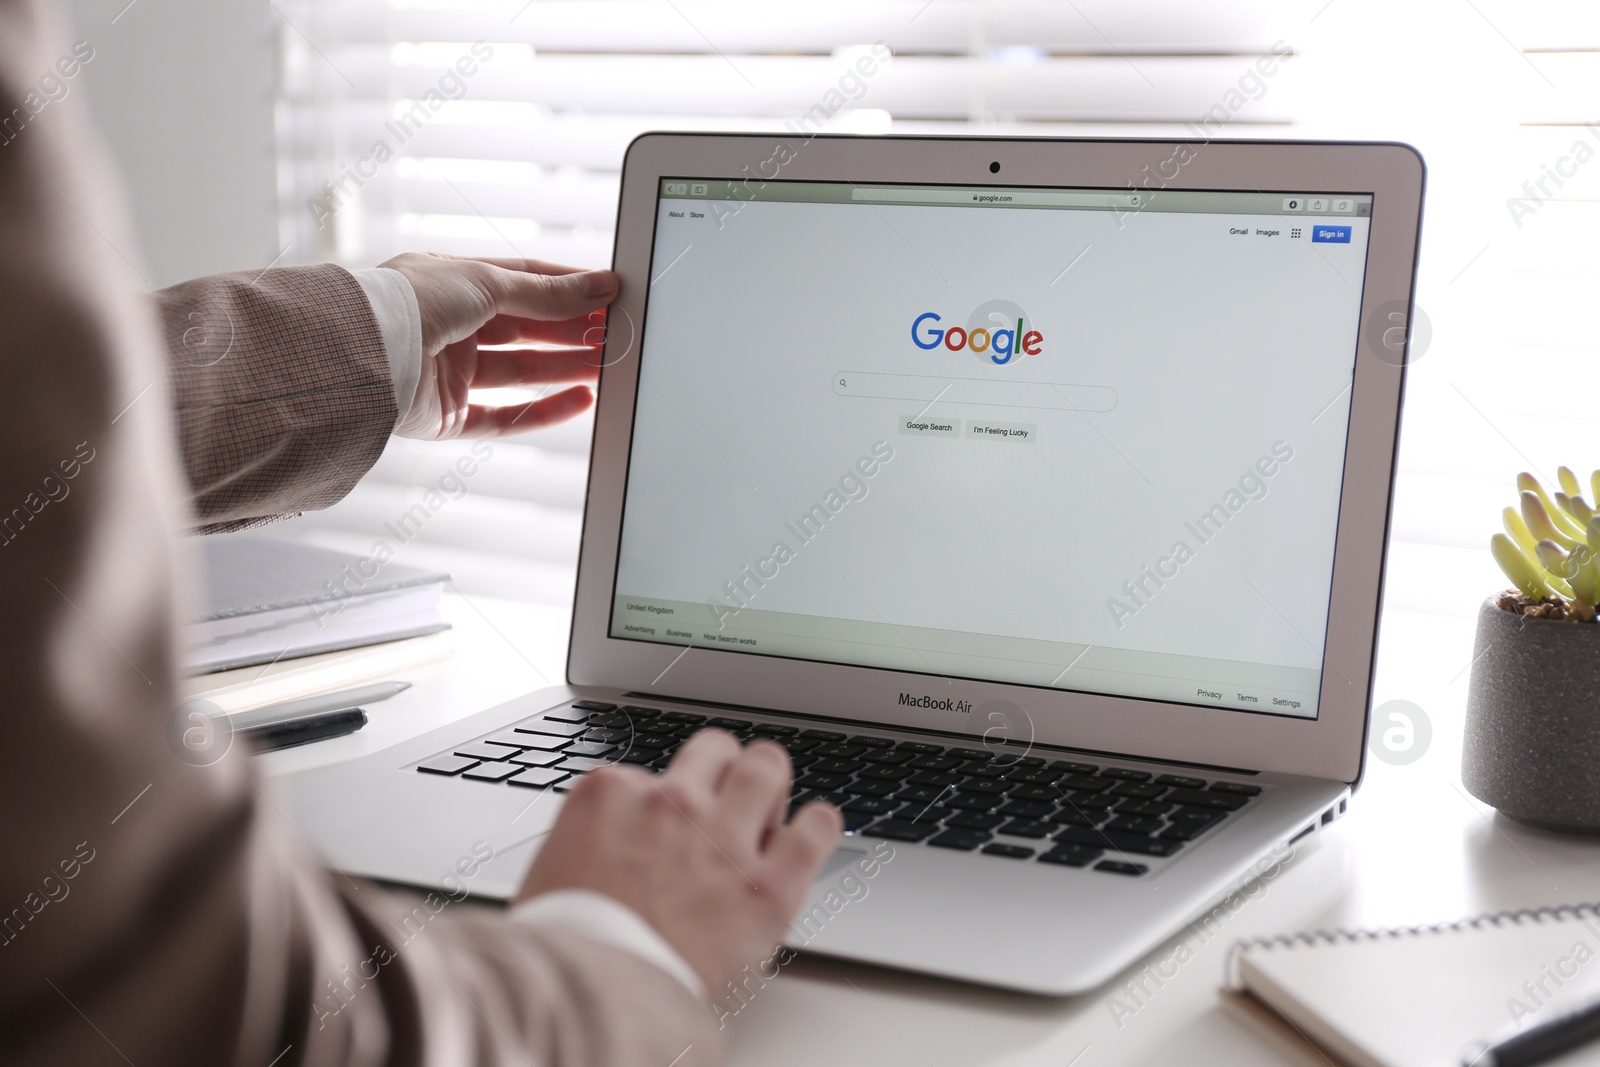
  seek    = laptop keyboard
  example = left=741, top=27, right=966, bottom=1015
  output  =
left=416, top=700, right=1263, bottom=877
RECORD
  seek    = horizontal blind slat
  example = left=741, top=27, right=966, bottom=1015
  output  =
left=358, top=437, right=591, bottom=507
left=276, top=0, right=1299, bottom=606
left=272, top=528, right=581, bottom=605
left=305, top=1, right=1286, bottom=55
left=283, top=54, right=1296, bottom=122
left=287, top=484, right=582, bottom=558
left=393, top=174, right=619, bottom=226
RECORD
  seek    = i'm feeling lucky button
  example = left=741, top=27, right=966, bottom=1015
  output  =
left=967, top=420, right=1035, bottom=443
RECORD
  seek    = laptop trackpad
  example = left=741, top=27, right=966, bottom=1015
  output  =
left=818, top=846, right=868, bottom=881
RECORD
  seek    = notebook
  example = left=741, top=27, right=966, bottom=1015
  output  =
left=182, top=628, right=455, bottom=714
left=1223, top=903, right=1600, bottom=1067
left=185, top=536, right=450, bottom=673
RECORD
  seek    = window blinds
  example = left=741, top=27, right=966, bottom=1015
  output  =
left=270, top=0, right=1300, bottom=607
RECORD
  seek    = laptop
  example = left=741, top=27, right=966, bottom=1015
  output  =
left=279, top=133, right=1424, bottom=995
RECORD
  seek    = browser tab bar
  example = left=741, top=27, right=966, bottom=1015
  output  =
left=851, top=187, right=1141, bottom=209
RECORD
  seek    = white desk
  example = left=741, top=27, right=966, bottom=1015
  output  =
left=257, top=593, right=571, bottom=780
left=260, top=594, right=1600, bottom=1066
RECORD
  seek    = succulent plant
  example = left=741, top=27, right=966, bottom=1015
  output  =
left=1490, top=468, right=1600, bottom=621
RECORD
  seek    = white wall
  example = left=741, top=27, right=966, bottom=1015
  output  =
left=63, top=0, right=278, bottom=286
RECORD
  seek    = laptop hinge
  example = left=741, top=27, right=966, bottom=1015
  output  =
left=621, top=691, right=1262, bottom=777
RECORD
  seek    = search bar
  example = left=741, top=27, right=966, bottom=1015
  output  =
left=851, top=187, right=1143, bottom=209
left=833, top=372, right=1117, bottom=413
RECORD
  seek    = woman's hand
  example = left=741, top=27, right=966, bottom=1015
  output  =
left=519, top=730, right=843, bottom=995
left=382, top=251, right=619, bottom=439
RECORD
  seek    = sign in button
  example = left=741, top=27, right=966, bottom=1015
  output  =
left=1311, top=225, right=1351, bottom=244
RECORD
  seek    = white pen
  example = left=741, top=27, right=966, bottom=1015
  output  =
left=232, top=681, right=412, bottom=730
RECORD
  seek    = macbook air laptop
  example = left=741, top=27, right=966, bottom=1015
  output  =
left=280, top=133, right=1423, bottom=995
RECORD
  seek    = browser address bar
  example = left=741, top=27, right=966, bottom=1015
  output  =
left=851, top=187, right=1143, bottom=209
left=832, top=372, right=1117, bottom=413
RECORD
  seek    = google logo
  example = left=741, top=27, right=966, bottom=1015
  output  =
left=911, top=309, right=1043, bottom=365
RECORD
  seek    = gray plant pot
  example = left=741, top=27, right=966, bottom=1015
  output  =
left=1462, top=595, right=1600, bottom=835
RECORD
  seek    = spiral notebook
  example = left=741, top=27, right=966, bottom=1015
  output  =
left=1222, top=903, right=1600, bottom=1067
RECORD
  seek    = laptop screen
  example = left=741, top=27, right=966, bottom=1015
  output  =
left=607, top=178, right=1374, bottom=720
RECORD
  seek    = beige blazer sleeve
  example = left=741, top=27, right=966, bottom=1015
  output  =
left=155, top=263, right=399, bottom=533
left=0, top=3, right=722, bottom=1064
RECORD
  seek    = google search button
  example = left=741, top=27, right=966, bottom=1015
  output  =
left=1311, top=225, right=1352, bottom=244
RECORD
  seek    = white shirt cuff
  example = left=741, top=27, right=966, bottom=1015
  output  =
left=511, top=889, right=705, bottom=1001
left=351, top=266, right=422, bottom=429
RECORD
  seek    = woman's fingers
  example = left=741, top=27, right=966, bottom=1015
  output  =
left=476, top=311, right=606, bottom=348
left=662, top=729, right=744, bottom=794
left=482, top=262, right=618, bottom=322
left=762, top=803, right=844, bottom=905
left=456, top=385, right=594, bottom=437
left=714, top=741, right=793, bottom=848
left=470, top=348, right=602, bottom=389
left=429, top=253, right=592, bottom=278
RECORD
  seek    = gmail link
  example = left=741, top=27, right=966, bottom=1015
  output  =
left=833, top=372, right=1117, bottom=413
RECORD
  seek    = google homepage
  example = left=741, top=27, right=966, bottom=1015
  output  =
left=610, top=181, right=1373, bottom=719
